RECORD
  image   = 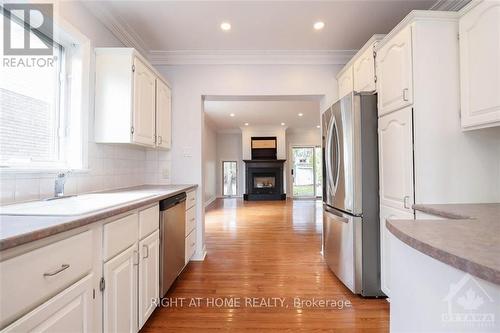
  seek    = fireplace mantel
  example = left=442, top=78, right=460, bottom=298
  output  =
left=243, top=159, right=286, bottom=201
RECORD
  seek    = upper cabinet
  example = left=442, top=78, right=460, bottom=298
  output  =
left=336, top=35, right=385, bottom=98
left=459, top=0, right=500, bottom=130
left=337, top=66, right=353, bottom=98
left=376, top=26, right=413, bottom=116
left=95, top=48, right=172, bottom=148
left=132, top=57, right=156, bottom=146
left=155, top=79, right=172, bottom=149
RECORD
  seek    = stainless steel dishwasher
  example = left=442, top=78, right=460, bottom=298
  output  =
left=159, top=192, right=186, bottom=297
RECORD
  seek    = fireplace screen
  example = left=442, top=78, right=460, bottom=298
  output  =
left=254, top=176, right=275, bottom=189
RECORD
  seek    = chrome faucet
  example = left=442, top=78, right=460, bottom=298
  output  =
left=54, top=172, right=69, bottom=198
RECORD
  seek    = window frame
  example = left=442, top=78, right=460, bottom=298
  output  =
left=0, top=5, right=91, bottom=173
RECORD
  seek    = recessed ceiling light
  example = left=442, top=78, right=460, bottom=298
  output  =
left=281, top=122, right=285, bottom=126
left=316, top=125, right=320, bottom=128
left=298, top=113, right=303, bottom=117
left=230, top=113, right=235, bottom=117
left=220, top=22, right=231, bottom=31
left=314, top=21, right=325, bottom=30
left=244, top=122, right=249, bottom=126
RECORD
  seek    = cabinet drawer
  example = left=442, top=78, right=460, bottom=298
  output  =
left=186, top=190, right=196, bottom=209
left=139, top=204, right=159, bottom=239
left=2, top=274, right=94, bottom=332
left=0, top=231, right=92, bottom=328
left=185, top=206, right=196, bottom=236
left=185, top=229, right=196, bottom=264
left=103, top=213, right=138, bottom=261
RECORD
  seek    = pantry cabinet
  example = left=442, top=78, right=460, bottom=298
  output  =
left=378, top=106, right=414, bottom=214
left=459, top=0, right=500, bottom=129
left=95, top=48, right=172, bottom=148
left=376, top=26, right=413, bottom=116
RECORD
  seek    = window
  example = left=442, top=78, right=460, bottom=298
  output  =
left=0, top=7, right=89, bottom=171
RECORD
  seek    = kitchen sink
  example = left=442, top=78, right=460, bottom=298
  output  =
left=0, top=191, right=162, bottom=216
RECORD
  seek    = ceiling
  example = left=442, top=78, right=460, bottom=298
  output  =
left=87, top=0, right=434, bottom=52
left=204, top=99, right=320, bottom=131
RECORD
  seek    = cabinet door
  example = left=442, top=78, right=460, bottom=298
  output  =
left=3, top=274, right=94, bottom=332
left=138, top=230, right=160, bottom=329
left=155, top=79, right=172, bottom=149
left=459, top=0, right=500, bottom=129
left=376, top=26, right=413, bottom=115
left=104, top=244, right=138, bottom=333
left=133, top=57, right=156, bottom=146
left=379, top=205, right=414, bottom=298
left=353, top=45, right=376, bottom=92
left=378, top=106, right=414, bottom=213
left=337, top=66, right=353, bottom=98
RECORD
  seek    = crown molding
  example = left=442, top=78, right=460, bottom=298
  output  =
left=149, top=49, right=357, bottom=66
left=82, top=1, right=149, bottom=57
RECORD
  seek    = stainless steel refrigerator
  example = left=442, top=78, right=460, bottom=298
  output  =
left=322, top=92, right=383, bottom=297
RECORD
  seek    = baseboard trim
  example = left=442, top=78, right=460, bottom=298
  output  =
left=191, top=246, right=207, bottom=261
left=204, top=197, right=217, bottom=208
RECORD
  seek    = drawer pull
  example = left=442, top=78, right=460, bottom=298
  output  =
left=190, top=218, right=195, bottom=222
left=143, top=244, right=149, bottom=259
left=43, top=264, right=70, bottom=277
left=191, top=242, right=195, bottom=247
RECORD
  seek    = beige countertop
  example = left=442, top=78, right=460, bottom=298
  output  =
left=387, top=203, right=500, bottom=285
left=0, top=184, right=197, bottom=251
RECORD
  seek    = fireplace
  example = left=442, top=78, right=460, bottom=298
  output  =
left=244, top=160, right=286, bottom=201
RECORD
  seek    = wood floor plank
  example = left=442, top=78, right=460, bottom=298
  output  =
left=141, top=199, right=389, bottom=332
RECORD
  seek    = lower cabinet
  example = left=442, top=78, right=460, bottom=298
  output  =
left=379, top=204, right=414, bottom=298
left=3, top=274, right=94, bottom=332
left=138, top=230, right=160, bottom=329
left=103, top=244, right=138, bottom=333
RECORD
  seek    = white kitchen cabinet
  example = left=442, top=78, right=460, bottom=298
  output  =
left=94, top=48, right=172, bottom=148
left=459, top=0, right=500, bottom=129
left=155, top=79, right=172, bottom=149
left=378, top=106, right=414, bottom=214
left=2, top=274, right=94, bottom=332
left=138, top=230, right=159, bottom=329
left=379, top=205, right=414, bottom=298
left=353, top=43, right=377, bottom=92
left=376, top=26, right=413, bottom=115
left=337, top=66, right=353, bottom=98
left=132, top=57, right=156, bottom=146
left=103, top=244, right=138, bottom=333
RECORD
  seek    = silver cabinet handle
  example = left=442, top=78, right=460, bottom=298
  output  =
left=43, top=264, right=70, bottom=277
left=142, top=244, right=149, bottom=259
left=190, top=218, right=195, bottom=222
left=191, top=242, right=195, bottom=247
left=403, top=196, right=411, bottom=209
left=403, top=88, right=409, bottom=101
left=158, top=136, right=162, bottom=144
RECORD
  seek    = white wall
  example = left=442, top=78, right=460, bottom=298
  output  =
left=216, top=132, right=243, bottom=197
left=203, top=118, right=217, bottom=206
left=241, top=126, right=287, bottom=160
left=0, top=1, right=171, bottom=205
left=286, top=128, right=322, bottom=196
left=156, top=64, right=341, bottom=258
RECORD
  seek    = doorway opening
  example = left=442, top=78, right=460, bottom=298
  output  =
left=222, top=161, right=238, bottom=196
left=292, top=146, right=322, bottom=198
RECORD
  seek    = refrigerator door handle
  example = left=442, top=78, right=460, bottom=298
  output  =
left=324, top=206, right=349, bottom=223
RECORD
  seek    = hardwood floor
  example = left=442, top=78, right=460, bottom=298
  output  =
left=141, top=199, right=389, bottom=332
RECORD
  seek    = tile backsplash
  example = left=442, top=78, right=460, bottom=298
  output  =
left=0, top=143, right=171, bottom=205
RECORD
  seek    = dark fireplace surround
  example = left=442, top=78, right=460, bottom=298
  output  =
left=243, top=160, right=286, bottom=201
